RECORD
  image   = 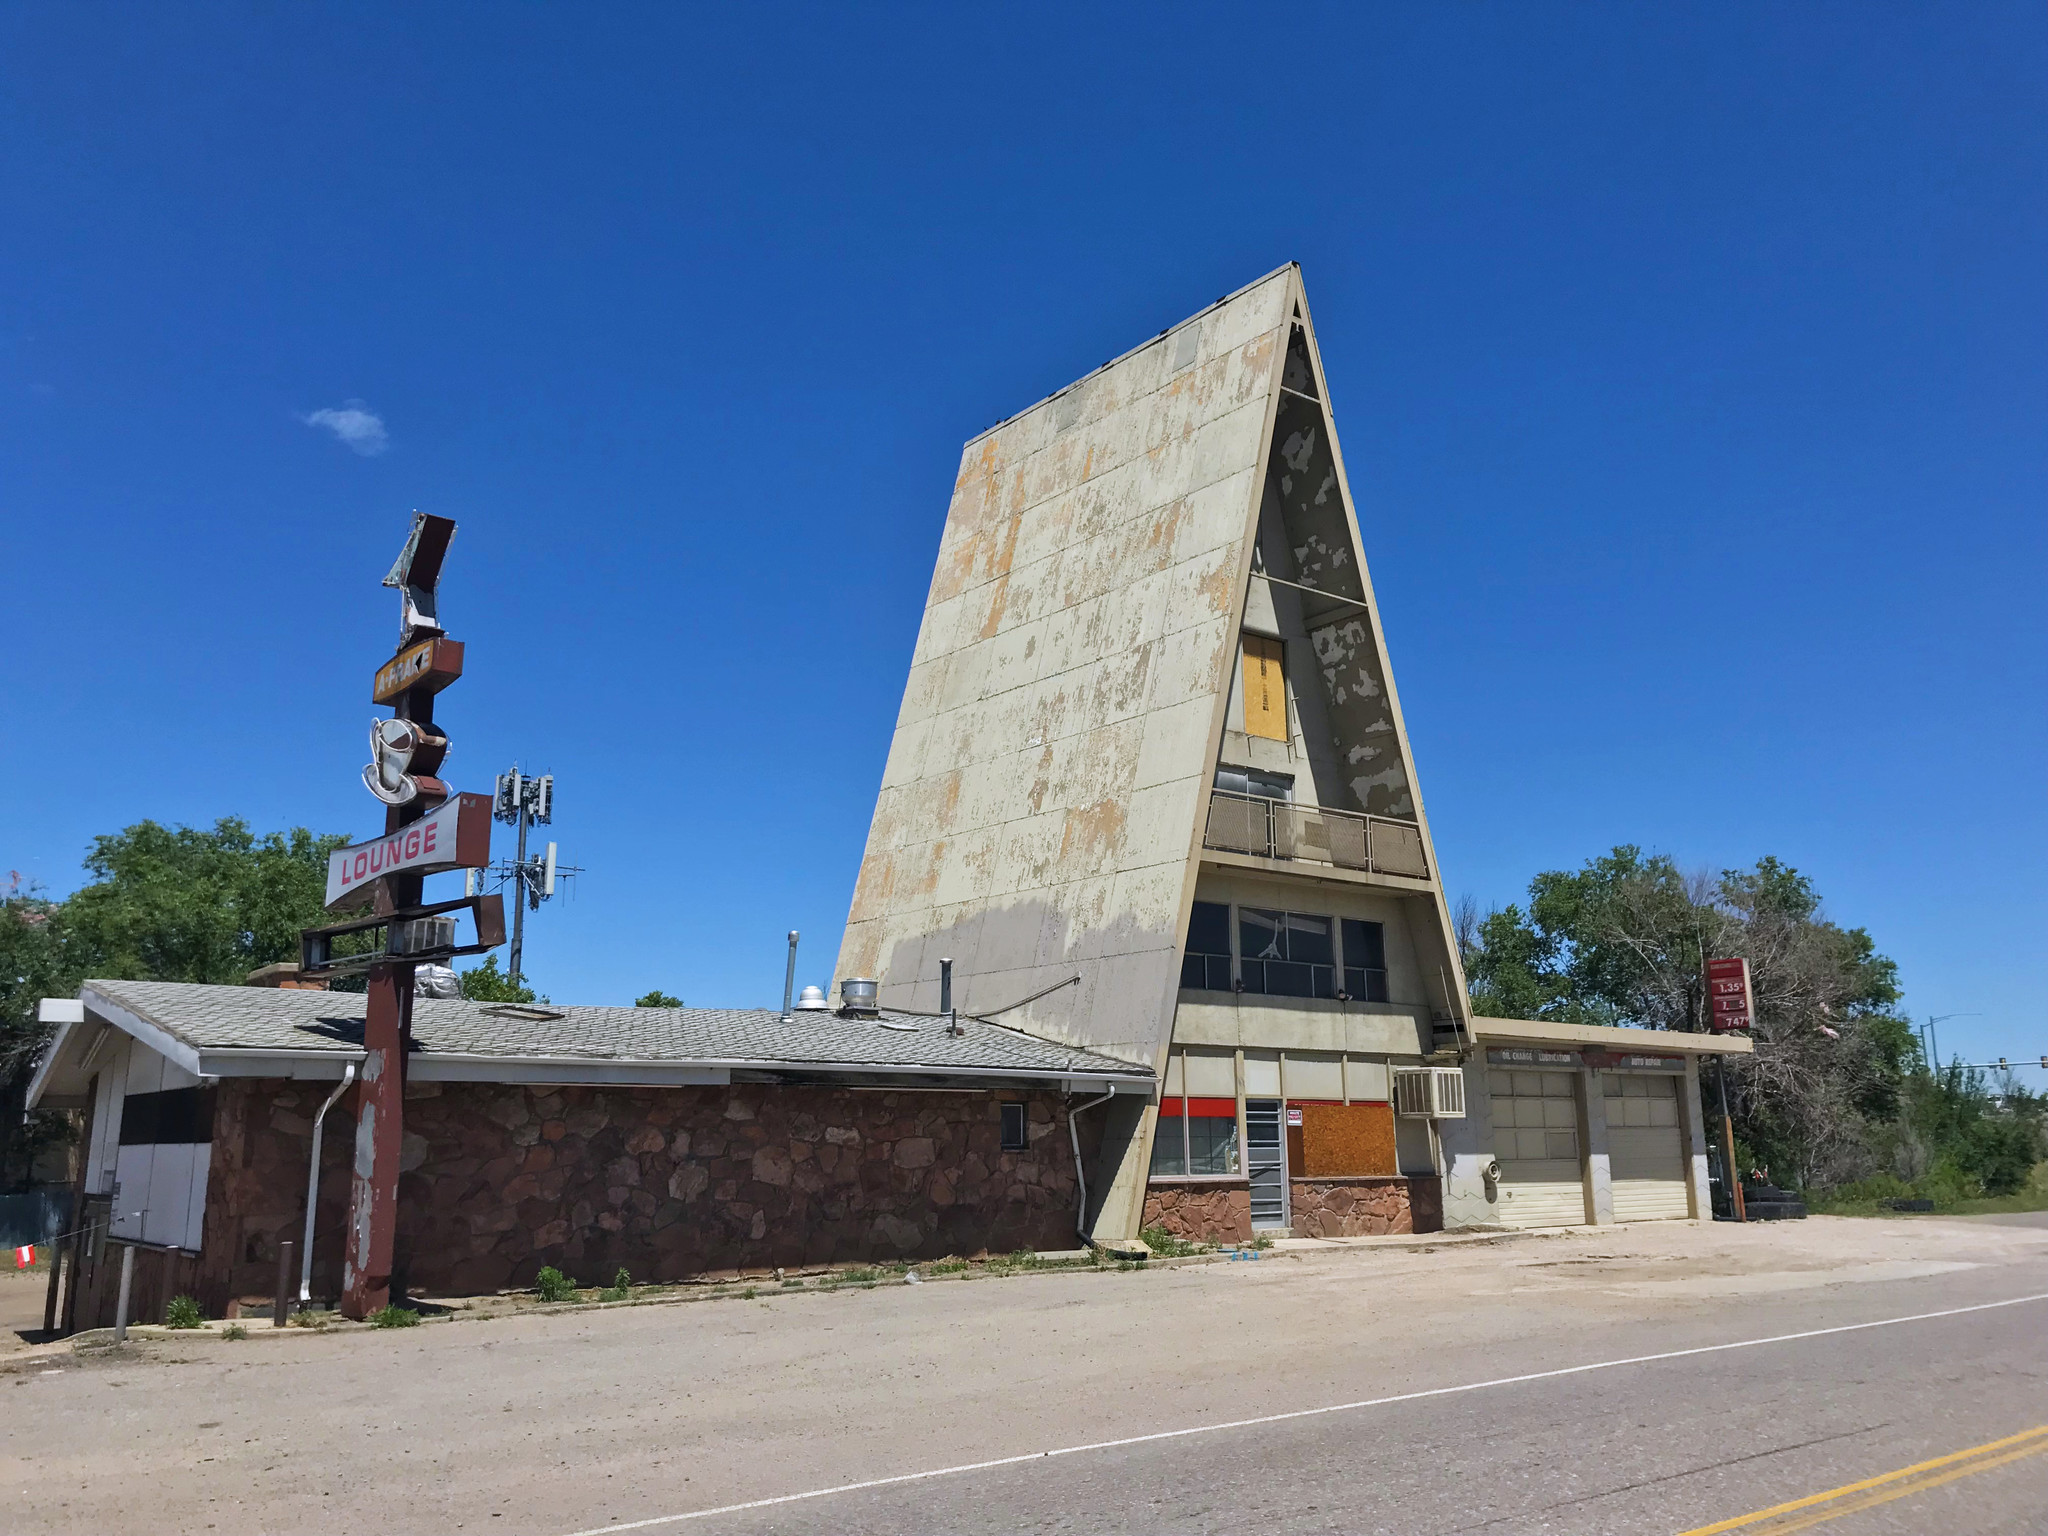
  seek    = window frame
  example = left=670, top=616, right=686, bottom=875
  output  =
left=1177, top=900, right=1396, bottom=1006
left=999, top=1101, right=1028, bottom=1152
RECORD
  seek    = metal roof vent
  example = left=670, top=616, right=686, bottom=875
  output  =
left=839, top=978, right=879, bottom=1017
left=793, top=985, right=829, bottom=1011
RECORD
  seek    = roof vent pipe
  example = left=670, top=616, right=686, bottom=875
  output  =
left=793, top=986, right=829, bottom=1011
left=840, top=978, right=878, bottom=1017
left=780, top=931, right=799, bottom=1022
left=939, top=958, right=952, bottom=1016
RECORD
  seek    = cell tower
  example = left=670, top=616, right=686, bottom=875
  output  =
left=482, top=766, right=582, bottom=985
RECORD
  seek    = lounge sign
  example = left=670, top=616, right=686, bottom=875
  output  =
left=372, top=637, right=465, bottom=705
left=325, top=793, right=492, bottom=908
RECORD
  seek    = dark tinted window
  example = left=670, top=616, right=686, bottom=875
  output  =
left=1341, top=918, right=1389, bottom=1003
left=1181, top=900, right=1233, bottom=991
left=999, top=1101, right=1028, bottom=1152
left=118, top=1087, right=216, bottom=1146
left=1239, top=909, right=1337, bottom=999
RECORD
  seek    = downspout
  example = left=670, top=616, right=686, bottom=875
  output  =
left=300, top=1063, right=357, bottom=1303
left=1067, top=1086, right=1118, bottom=1245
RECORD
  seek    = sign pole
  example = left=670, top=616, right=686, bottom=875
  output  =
left=1715, top=1052, right=1745, bottom=1223
left=341, top=514, right=458, bottom=1320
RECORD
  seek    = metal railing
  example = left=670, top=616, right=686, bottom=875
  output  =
left=1203, top=790, right=1429, bottom=879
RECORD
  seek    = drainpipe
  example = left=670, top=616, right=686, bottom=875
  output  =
left=301, top=1063, right=357, bottom=1303
left=1067, top=1086, right=1118, bottom=1245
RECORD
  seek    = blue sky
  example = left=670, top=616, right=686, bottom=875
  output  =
left=3, top=5, right=2042, bottom=1066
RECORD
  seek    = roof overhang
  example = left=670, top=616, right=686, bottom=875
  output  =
left=1473, top=1016, right=1752, bottom=1057
left=45, top=987, right=1158, bottom=1094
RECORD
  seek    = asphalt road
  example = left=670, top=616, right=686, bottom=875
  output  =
left=7, top=1215, right=2047, bottom=1535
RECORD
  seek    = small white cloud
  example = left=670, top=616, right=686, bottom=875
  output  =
left=299, top=399, right=389, bottom=456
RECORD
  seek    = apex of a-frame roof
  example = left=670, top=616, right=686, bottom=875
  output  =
left=834, top=262, right=1460, bottom=1093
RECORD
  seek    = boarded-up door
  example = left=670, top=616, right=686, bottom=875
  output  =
left=1242, top=636, right=1288, bottom=741
left=1491, top=1069, right=1587, bottom=1227
left=1602, top=1073, right=1690, bottom=1220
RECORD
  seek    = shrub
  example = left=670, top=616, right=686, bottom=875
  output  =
left=1139, top=1226, right=1204, bottom=1258
left=369, top=1305, right=421, bottom=1328
left=533, top=1266, right=579, bottom=1303
left=600, top=1267, right=632, bottom=1302
left=221, top=1324, right=248, bottom=1341
left=164, top=1294, right=204, bottom=1329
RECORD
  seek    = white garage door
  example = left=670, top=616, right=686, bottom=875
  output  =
left=1603, top=1073, right=1689, bottom=1221
left=1491, top=1070, right=1586, bottom=1227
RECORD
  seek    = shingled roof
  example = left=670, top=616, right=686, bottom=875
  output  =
left=36, top=979, right=1151, bottom=1096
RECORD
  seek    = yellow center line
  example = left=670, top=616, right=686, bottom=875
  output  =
left=1677, top=1424, right=2048, bottom=1535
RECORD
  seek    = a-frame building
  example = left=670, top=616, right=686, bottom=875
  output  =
left=835, top=264, right=1485, bottom=1242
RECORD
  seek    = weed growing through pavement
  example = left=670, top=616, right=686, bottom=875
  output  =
left=164, top=1295, right=204, bottom=1329
left=221, top=1324, right=248, bottom=1341
left=369, top=1305, right=421, bottom=1328
left=601, top=1268, right=632, bottom=1302
left=1138, top=1226, right=1208, bottom=1258
left=533, top=1266, right=579, bottom=1303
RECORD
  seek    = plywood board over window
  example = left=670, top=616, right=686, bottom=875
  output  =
left=1242, top=635, right=1288, bottom=742
left=1294, top=1102, right=1397, bottom=1176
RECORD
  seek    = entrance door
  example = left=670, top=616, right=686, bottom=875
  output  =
left=1245, top=1099, right=1288, bottom=1229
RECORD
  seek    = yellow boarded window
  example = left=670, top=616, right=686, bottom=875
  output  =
left=1242, top=635, right=1287, bottom=741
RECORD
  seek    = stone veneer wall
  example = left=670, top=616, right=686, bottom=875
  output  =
left=1286, top=1176, right=1415, bottom=1238
left=1142, top=1174, right=1445, bottom=1244
left=197, top=1077, right=1093, bottom=1310
left=1142, top=1180, right=1252, bottom=1243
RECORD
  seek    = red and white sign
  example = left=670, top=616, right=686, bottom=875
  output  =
left=13, top=1245, right=32, bottom=1269
left=325, top=793, right=492, bottom=909
left=1706, top=957, right=1755, bottom=1033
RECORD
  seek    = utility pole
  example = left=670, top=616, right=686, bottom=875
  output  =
left=1923, top=1013, right=1979, bottom=1076
left=490, top=767, right=579, bottom=987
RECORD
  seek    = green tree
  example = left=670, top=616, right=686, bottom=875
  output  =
left=2, top=821, right=348, bottom=1189
left=1, top=875, right=76, bottom=1188
left=63, top=818, right=347, bottom=985
left=459, top=954, right=541, bottom=1004
left=634, top=990, right=683, bottom=1008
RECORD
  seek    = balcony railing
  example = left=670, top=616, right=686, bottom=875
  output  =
left=1203, top=790, right=1429, bottom=880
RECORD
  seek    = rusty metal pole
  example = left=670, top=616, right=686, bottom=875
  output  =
left=1716, top=1053, right=1746, bottom=1223
left=274, top=1237, right=295, bottom=1327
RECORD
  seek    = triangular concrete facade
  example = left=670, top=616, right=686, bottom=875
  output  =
left=835, top=266, right=1470, bottom=1237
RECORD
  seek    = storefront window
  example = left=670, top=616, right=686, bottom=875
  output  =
left=1151, top=1097, right=1241, bottom=1177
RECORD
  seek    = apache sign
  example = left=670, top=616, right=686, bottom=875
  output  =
left=1706, top=956, right=1756, bottom=1033
left=372, top=636, right=464, bottom=705
left=325, top=792, right=492, bottom=909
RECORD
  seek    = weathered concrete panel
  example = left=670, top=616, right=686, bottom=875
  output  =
left=836, top=268, right=1297, bottom=1068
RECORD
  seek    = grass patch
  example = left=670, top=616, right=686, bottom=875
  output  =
left=164, top=1294, right=204, bottom=1329
left=533, top=1265, right=580, bottom=1303
left=836, top=1266, right=881, bottom=1286
left=221, top=1324, right=248, bottom=1341
left=369, top=1305, right=421, bottom=1328
left=1811, top=1163, right=2048, bottom=1218
left=1138, top=1226, right=1208, bottom=1258
left=923, top=1258, right=968, bottom=1276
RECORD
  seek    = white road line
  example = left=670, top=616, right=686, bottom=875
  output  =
left=558, top=1289, right=2048, bottom=1536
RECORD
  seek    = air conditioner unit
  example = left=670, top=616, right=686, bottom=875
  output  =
left=1394, top=1066, right=1467, bottom=1120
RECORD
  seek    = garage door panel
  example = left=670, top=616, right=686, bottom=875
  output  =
left=1602, top=1074, right=1689, bottom=1221
left=1497, top=1168, right=1587, bottom=1227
